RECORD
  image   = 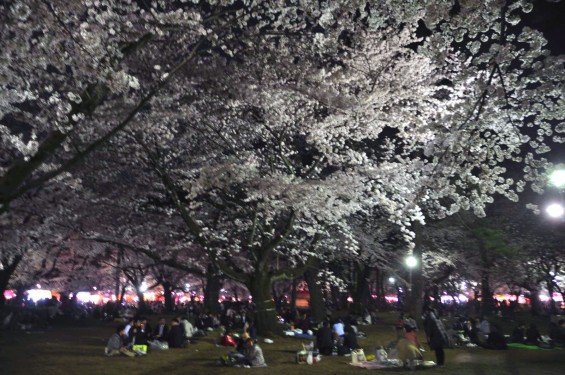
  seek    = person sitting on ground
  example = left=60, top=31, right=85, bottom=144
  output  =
left=509, top=322, right=526, bottom=343
left=127, top=319, right=147, bottom=347
left=123, top=317, right=134, bottom=336
left=478, top=316, right=490, bottom=342
left=152, top=317, right=169, bottom=341
left=168, top=318, right=186, bottom=348
left=486, top=324, right=507, bottom=350
left=105, top=324, right=136, bottom=357
left=549, top=319, right=565, bottom=345
left=219, top=328, right=237, bottom=347
left=395, top=312, right=406, bottom=337
left=343, top=323, right=359, bottom=351
left=396, top=337, right=423, bottom=370
left=332, top=318, right=345, bottom=339
left=404, top=314, right=418, bottom=331
left=138, top=316, right=151, bottom=339
left=236, top=332, right=250, bottom=353
left=316, top=321, right=334, bottom=355
left=244, top=338, right=267, bottom=367
left=404, top=325, right=423, bottom=351
left=180, top=316, right=194, bottom=341
left=243, top=320, right=257, bottom=342
left=525, top=323, right=542, bottom=346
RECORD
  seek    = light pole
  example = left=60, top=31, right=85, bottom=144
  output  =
left=546, top=203, right=564, bottom=219
left=405, top=255, right=418, bottom=293
left=545, top=167, right=565, bottom=219
left=545, top=167, right=565, bottom=313
left=549, top=168, right=565, bottom=189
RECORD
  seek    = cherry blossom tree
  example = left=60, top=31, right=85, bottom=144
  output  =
left=2, top=0, right=563, bottom=333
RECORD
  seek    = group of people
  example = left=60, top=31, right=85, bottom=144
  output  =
left=105, top=315, right=197, bottom=356
left=313, top=317, right=360, bottom=356
left=452, top=314, right=562, bottom=349
left=218, top=321, right=267, bottom=367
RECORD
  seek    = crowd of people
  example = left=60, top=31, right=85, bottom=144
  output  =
left=105, top=313, right=210, bottom=356
left=95, top=299, right=565, bottom=370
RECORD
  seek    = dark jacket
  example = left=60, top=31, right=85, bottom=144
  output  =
left=424, top=312, right=449, bottom=350
left=167, top=325, right=185, bottom=348
left=316, top=325, right=334, bottom=355
left=153, top=324, right=170, bottom=341
left=343, top=325, right=359, bottom=350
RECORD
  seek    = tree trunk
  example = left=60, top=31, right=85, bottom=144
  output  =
left=248, top=274, right=282, bottom=337
left=546, top=278, right=557, bottom=315
left=480, top=268, right=494, bottom=316
left=304, top=259, right=325, bottom=323
left=408, top=223, right=424, bottom=324
left=529, top=288, right=542, bottom=316
left=290, top=278, right=298, bottom=310
left=118, top=284, right=126, bottom=306
left=375, top=268, right=387, bottom=310
left=331, top=285, right=344, bottom=311
left=136, top=290, right=147, bottom=313
left=351, top=263, right=371, bottom=315
left=0, top=255, right=23, bottom=312
left=204, top=271, right=222, bottom=314
left=163, top=282, right=174, bottom=313
left=0, top=271, right=10, bottom=312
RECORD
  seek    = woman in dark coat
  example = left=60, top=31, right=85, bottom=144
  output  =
left=423, top=308, right=449, bottom=367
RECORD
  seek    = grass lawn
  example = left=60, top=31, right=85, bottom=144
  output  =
left=1, top=312, right=564, bottom=375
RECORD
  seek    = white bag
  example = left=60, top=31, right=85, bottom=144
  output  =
left=376, top=348, right=388, bottom=362
left=296, top=350, right=308, bottom=364
left=351, top=349, right=366, bottom=364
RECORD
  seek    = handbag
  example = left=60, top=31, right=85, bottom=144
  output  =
left=132, top=344, right=147, bottom=354
left=351, top=348, right=366, bottom=364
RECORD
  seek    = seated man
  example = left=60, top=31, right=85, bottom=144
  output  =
left=244, top=338, right=267, bottom=367
left=486, top=324, right=507, bottom=350
left=316, top=321, right=334, bottom=355
left=332, top=318, right=345, bottom=339
left=549, top=319, right=565, bottom=345
left=525, top=323, right=542, bottom=346
left=168, top=318, right=186, bottom=348
left=152, top=317, right=169, bottom=341
left=180, top=316, right=194, bottom=341
left=105, top=324, right=136, bottom=357
left=343, top=323, right=359, bottom=350
left=509, top=322, right=526, bottom=343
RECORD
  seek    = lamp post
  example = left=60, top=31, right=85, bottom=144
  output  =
left=545, top=167, right=565, bottom=313
left=405, top=255, right=418, bottom=293
left=546, top=203, right=564, bottom=219
left=545, top=167, right=565, bottom=219
left=549, top=168, right=565, bottom=189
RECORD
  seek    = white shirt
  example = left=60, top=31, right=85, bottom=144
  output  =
left=333, top=322, right=345, bottom=336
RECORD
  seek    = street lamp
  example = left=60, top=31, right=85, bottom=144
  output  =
left=405, top=255, right=418, bottom=293
left=546, top=203, right=565, bottom=219
left=549, top=168, right=565, bottom=188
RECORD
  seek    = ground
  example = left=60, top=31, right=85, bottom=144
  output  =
left=0, top=312, right=563, bottom=375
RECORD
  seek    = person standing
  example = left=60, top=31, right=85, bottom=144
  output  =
left=423, top=308, right=449, bottom=367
